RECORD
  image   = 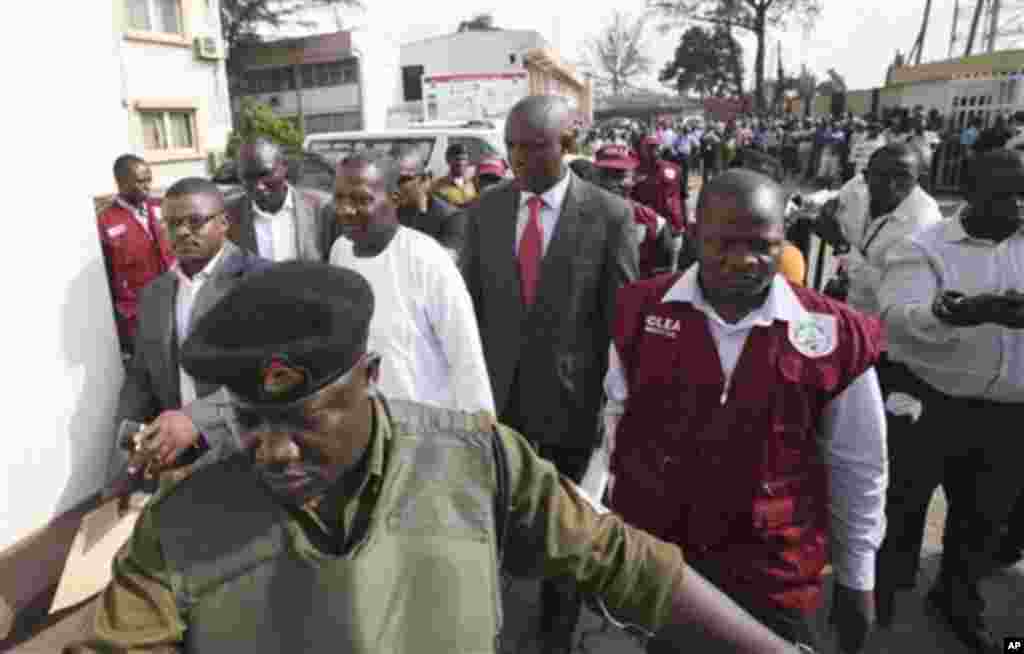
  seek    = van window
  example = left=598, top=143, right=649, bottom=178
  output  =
left=447, top=136, right=502, bottom=164
left=307, top=138, right=436, bottom=166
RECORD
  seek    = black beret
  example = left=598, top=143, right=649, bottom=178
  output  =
left=180, top=262, right=374, bottom=407
left=446, top=143, right=469, bottom=159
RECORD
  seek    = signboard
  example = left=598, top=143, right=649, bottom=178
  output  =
left=422, top=72, right=529, bottom=122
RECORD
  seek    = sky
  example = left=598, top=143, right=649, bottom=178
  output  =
left=295, top=0, right=959, bottom=92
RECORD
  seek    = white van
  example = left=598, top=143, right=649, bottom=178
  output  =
left=303, top=125, right=507, bottom=178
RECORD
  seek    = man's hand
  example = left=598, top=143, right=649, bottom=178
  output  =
left=990, top=290, right=1024, bottom=328
left=148, top=410, right=200, bottom=467
left=811, top=201, right=849, bottom=251
left=830, top=583, right=875, bottom=654
left=932, top=291, right=1004, bottom=327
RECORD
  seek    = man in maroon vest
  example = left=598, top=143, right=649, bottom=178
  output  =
left=606, top=169, right=888, bottom=654
left=632, top=135, right=685, bottom=235
left=98, top=154, right=175, bottom=355
left=592, top=144, right=676, bottom=277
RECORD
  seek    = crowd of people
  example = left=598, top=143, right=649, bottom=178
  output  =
left=76, top=92, right=1024, bottom=654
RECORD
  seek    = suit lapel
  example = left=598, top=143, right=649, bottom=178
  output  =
left=151, top=274, right=181, bottom=408
left=237, top=199, right=259, bottom=254
left=188, top=242, right=239, bottom=335
left=486, top=186, right=525, bottom=322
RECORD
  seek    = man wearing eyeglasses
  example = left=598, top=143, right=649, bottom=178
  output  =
left=393, top=148, right=466, bottom=258
left=105, top=177, right=270, bottom=488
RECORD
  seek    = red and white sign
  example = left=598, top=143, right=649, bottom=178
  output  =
left=422, top=72, right=529, bottom=122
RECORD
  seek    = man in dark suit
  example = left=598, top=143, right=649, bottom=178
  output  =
left=460, top=95, right=639, bottom=654
left=227, top=137, right=334, bottom=262
left=108, top=177, right=270, bottom=485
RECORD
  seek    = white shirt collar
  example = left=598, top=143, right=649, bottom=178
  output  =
left=519, top=171, right=572, bottom=213
left=661, top=264, right=809, bottom=328
left=252, top=185, right=294, bottom=220
left=113, top=195, right=147, bottom=217
left=173, top=244, right=226, bottom=285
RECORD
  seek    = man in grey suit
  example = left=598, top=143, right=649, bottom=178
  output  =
left=228, top=137, right=334, bottom=262
left=460, top=95, right=639, bottom=654
left=107, top=177, right=270, bottom=485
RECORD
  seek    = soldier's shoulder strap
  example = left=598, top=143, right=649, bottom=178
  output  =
left=383, top=399, right=510, bottom=561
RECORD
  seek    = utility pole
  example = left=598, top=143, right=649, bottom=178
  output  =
left=950, top=0, right=961, bottom=58
left=965, top=0, right=987, bottom=56
left=910, top=0, right=934, bottom=65
left=987, top=0, right=1003, bottom=52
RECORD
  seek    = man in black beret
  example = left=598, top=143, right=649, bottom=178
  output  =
left=67, top=262, right=806, bottom=654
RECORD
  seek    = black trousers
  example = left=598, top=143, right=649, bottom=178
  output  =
left=875, top=363, right=1024, bottom=615
left=645, top=558, right=819, bottom=652
left=1004, top=487, right=1024, bottom=549
left=502, top=366, right=595, bottom=652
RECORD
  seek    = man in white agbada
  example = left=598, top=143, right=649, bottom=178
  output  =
left=329, top=151, right=495, bottom=414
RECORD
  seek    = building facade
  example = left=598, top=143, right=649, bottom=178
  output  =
left=394, top=30, right=592, bottom=127
left=119, top=0, right=233, bottom=190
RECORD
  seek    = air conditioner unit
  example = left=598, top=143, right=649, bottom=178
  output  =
left=194, top=35, right=222, bottom=61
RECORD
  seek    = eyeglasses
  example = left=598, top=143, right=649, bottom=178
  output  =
left=164, top=212, right=223, bottom=233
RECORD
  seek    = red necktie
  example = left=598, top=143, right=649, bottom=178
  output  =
left=519, top=195, right=544, bottom=307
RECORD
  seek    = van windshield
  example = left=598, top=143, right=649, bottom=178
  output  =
left=307, top=138, right=435, bottom=166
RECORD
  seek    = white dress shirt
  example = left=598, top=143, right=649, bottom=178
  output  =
left=830, top=177, right=944, bottom=318
left=113, top=196, right=155, bottom=237
left=603, top=267, right=888, bottom=591
left=515, top=172, right=572, bottom=257
left=173, top=246, right=226, bottom=405
left=879, top=208, right=1024, bottom=403
left=251, top=186, right=298, bottom=262
left=330, top=226, right=495, bottom=414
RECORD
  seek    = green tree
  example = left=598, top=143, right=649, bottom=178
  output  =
left=226, top=98, right=305, bottom=159
left=660, top=25, right=744, bottom=99
left=582, top=11, right=655, bottom=97
left=651, top=0, right=822, bottom=111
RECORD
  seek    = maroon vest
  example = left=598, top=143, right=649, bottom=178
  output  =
left=609, top=273, right=881, bottom=612
left=631, top=202, right=659, bottom=278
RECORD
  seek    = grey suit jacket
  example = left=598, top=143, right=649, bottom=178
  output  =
left=460, top=173, right=639, bottom=450
left=226, top=186, right=333, bottom=262
left=108, top=241, right=271, bottom=483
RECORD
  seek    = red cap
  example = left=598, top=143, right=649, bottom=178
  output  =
left=476, top=157, right=506, bottom=178
left=593, top=144, right=639, bottom=170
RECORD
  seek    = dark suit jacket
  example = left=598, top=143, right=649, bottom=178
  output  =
left=398, top=194, right=467, bottom=255
left=460, top=173, right=639, bottom=450
left=226, top=187, right=333, bottom=262
left=108, top=241, right=271, bottom=483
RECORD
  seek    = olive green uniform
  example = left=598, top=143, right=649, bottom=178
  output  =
left=72, top=398, right=685, bottom=653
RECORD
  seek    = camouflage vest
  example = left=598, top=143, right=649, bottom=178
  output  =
left=153, top=399, right=508, bottom=653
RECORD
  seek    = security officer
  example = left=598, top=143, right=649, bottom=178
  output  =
left=430, top=143, right=478, bottom=208
left=592, top=144, right=676, bottom=277
left=66, top=262, right=806, bottom=654
left=632, top=135, right=685, bottom=235
left=606, top=170, right=888, bottom=654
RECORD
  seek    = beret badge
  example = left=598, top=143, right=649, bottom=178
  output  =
left=261, top=355, right=310, bottom=399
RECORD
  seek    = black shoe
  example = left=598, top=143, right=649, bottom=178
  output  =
left=924, top=587, right=1001, bottom=654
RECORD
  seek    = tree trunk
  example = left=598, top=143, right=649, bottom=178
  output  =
left=753, top=12, right=767, bottom=112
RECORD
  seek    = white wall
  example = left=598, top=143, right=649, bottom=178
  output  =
left=0, top=3, right=126, bottom=552
left=400, top=30, right=545, bottom=79
left=351, top=26, right=403, bottom=131
left=246, top=83, right=361, bottom=117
